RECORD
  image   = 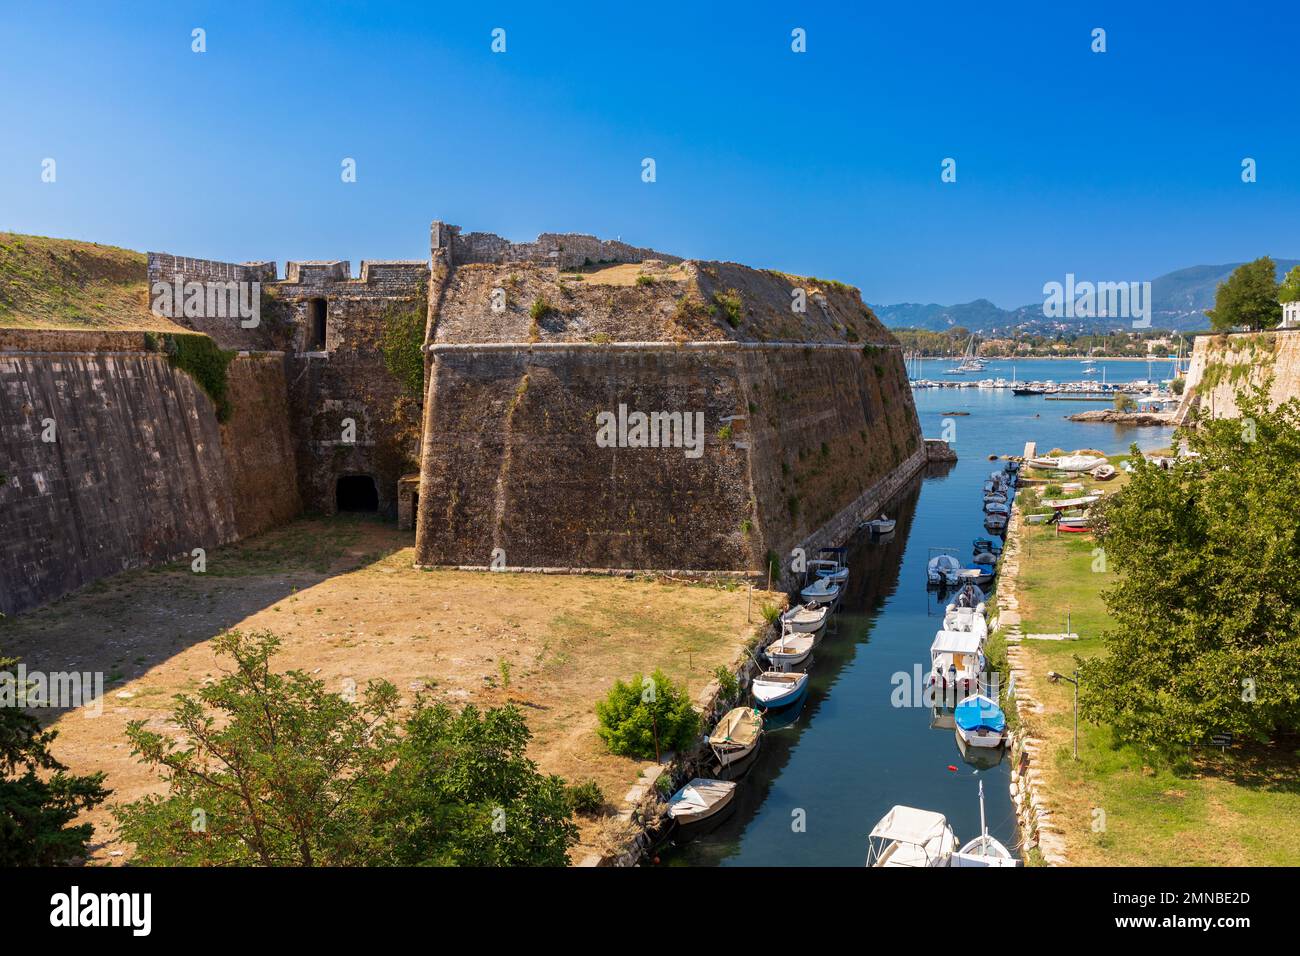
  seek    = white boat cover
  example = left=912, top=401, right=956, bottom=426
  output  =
left=931, top=629, right=984, bottom=656
left=870, top=805, right=951, bottom=845
left=669, top=779, right=735, bottom=815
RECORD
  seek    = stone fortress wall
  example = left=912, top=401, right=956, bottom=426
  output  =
left=0, top=330, right=298, bottom=615
left=1176, top=328, right=1300, bottom=423
left=2, top=222, right=926, bottom=613
left=415, top=223, right=923, bottom=579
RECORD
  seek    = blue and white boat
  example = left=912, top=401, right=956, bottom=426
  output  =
left=953, top=694, right=1007, bottom=749
left=750, top=670, right=809, bottom=709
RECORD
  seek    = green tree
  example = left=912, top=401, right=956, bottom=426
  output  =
left=1206, top=257, right=1282, bottom=331
left=115, top=630, right=577, bottom=866
left=595, top=669, right=699, bottom=759
left=372, top=702, right=577, bottom=866
left=1080, top=386, right=1300, bottom=754
left=1279, top=265, right=1300, bottom=304
left=1, top=651, right=109, bottom=865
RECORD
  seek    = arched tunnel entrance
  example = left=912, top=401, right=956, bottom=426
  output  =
left=335, top=474, right=379, bottom=513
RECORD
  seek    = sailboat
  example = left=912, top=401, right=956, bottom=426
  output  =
left=952, top=781, right=1019, bottom=866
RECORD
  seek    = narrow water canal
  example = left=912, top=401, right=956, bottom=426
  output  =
left=666, top=360, right=1174, bottom=866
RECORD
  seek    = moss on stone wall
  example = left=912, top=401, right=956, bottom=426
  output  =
left=164, top=333, right=235, bottom=422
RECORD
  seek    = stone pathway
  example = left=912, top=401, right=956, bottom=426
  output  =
left=997, top=508, right=1069, bottom=866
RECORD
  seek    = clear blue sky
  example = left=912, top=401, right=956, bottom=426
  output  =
left=2, top=1, right=1296, bottom=307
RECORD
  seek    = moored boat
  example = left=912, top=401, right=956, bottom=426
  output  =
left=866, top=805, right=957, bottom=867
left=951, top=781, right=1019, bottom=867
left=666, top=778, right=737, bottom=830
left=780, top=602, right=829, bottom=634
left=864, top=514, right=896, bottom=534
left=706, top=707, right=763, bottom=766
left=927, top=554, right=961, bottom=587
left=765, top=630, right=815, bottom=669
left=1091, top=463, right=1117, bottom=481
left=750, top=669, right=809, bottom=709
left=928, top=629, right=987, bottom=702
left=800, top=576, right=841, bottom=606
left=953, top=693, right=1007, bottom=749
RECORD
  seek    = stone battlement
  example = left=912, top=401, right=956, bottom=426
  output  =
left=432, top=220, right=680, bottom=270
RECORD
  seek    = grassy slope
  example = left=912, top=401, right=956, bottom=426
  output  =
left=1014, top=461, right=1300, bottom=865
left=0, top=232, right=183, bottom=331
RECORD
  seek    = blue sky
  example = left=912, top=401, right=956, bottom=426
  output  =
left=1, top=1, right=1296, bottom=306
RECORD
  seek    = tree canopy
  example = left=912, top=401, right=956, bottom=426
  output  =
left=1206, top=256, right=1282, bottom=331
left=114, top=630, right=577, bottom=866
left=0, top=650, right=108, bottom=865
left=1279, top=265, right=1300, bottom=304
left=1081, top=386, right=1300, bottom=754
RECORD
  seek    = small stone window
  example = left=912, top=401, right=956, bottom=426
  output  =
left=307, top=299, right=327, bottom=351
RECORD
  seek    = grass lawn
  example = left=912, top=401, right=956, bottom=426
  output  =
left=1011, top=462, right=1300, bottom=865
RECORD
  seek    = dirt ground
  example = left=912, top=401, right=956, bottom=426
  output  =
left=2, top=516, right=768, bottom=864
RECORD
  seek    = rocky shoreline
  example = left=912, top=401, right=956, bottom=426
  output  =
left=1066, top=408, right=1175, bottom=426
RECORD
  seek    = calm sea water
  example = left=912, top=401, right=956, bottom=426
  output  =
left=664, top=359, right=1173, bottom=867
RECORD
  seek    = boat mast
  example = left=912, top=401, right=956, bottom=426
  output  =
left=978, top=779, right=988, bottom=841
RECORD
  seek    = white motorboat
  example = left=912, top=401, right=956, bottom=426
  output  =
left=927, top=554, right=961, bottom=587
left=780, top=603, right=829, bottom=634
left=928, top=629, right=987, bottom=702
left=953, top=693, right=1007, bottom=749
left=809, top=560, right=848, bottom=585
left=800, top=576, right=840, bottom=606
left=957, top=566, right=994, bottom=588
left=983, top=492, right=1007, bottom=506
left=666, top=778, right=737, bottom=830
left=952, top=781, right=1019, bottom=867
left=765, top=629, right=815, bottom=668
left=984, top=514, right=1008, bottom=532
left=750, top=670, right=809, bottom=709
left=864, top=514, right=896, bottom=534
left=866, top=805, right=957, bottom=867
left=983, top=501, right=1009, bottom=516
left=943, top=604, right=988, bottom=639
left=706, top=707, right=763, bottom=766
left=810, top=547, right=849, bottom=584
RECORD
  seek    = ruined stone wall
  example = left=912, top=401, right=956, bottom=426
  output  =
left=436, top=221, right=679, bottom=270
left=0, top=331, right=298, bottom=615
left=146, top=253, right=280, bottom=350
left=273, top=261, right=428, bottom=516
left=1177, top=329, right=1300, bottom=423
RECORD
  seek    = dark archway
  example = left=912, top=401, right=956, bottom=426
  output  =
left=336, top=474, right=378, bottom=512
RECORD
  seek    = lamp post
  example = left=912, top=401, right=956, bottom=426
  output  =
left=1047, top=669, right=1079, bottom=759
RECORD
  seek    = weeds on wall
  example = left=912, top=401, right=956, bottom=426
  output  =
left=380, top=287, right=427, bottom=399
left=164, top=333, right=236, bottom=422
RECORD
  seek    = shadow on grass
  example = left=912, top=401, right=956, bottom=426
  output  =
left=0, top=514, right=408, bottom=722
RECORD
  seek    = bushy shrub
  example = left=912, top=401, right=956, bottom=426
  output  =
left=595, top=670, right=699, bottom=759
left=565, top=779, right=605, bottom=816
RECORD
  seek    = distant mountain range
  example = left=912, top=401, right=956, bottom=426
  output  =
left=872, top=259, right=1300, bottom=334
